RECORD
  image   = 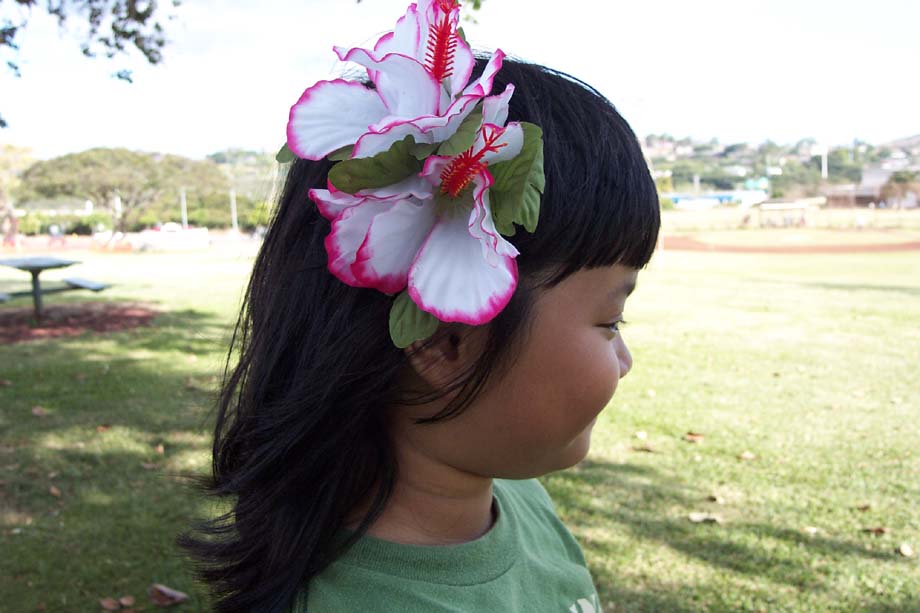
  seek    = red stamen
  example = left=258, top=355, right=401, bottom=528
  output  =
left=424, top=3, right=460, bottom=81
left=440, top=126, right=507, bottom=198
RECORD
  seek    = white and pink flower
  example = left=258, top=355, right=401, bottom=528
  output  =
left=287, top=0, right=503, bottom=161
left=309, top=86, right=524, bottom=325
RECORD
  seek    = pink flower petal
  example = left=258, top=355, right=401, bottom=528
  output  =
left=408, top=209, right=518, bottom=325
left=334, top=47, right=440, bottom=118
left=324, top=199, right=396, bottom=286
left=287, top=79, right=387, bottom=161
left=482, top=83, right=515, bottom=127
left=468, top=176, right=519, bottom=265
left=309, top=188, right=366, bottom=221
left=352, top=198, right=438, bottom=293
left=462, top=49, right=505, bottom=98
left=479, top=122, right=524, bottom=165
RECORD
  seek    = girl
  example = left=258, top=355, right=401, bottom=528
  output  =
left=180, top=3, right=659, bottom=611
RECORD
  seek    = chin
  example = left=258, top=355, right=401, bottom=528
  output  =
left=555, top=429, right=594, bottom=471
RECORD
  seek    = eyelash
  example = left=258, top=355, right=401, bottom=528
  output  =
left=603, top=319, right=628, bottom=335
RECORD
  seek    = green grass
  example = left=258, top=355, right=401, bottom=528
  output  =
left=2, top=242, right=918, bottom=612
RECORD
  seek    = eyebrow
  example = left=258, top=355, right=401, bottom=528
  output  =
left=608, top=280, right=637, bottom=300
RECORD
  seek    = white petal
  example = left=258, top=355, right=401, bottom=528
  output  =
left=353, top=119, right=432, bottom=159
left=324, top=199, right=395, bottom=286
left=352, top=198, right=438, bottom=294
left=358, top=175, right=434, bottom=200
left=309, top=187, right=365, bottom=221
left=469, top=181, right=520, bottom=265
left=373, top=4, right=423, bottom=60
left=287, top=79, right=387, bottom=160
left=482, top=83, right=514, bottom=126
left=447, top=38, right=476, bottom=101
left=462, top=49, right=505, bottom=97
left=480, top=122, right=524, bottom=165
left=335, top=47, right=440, bottom=118
left=408, top=209, right=518, bottom=325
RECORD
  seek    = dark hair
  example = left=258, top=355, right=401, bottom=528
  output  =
left=179, top=56, right=660, bottom=612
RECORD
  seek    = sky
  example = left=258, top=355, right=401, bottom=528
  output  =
left=1, top=0, right=918, bottom=160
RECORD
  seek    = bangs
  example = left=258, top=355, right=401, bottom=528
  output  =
left=488, top=60, right=661, bottom=286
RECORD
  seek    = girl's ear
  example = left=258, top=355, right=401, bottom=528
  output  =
left=403, top=325, right=485, bottom=389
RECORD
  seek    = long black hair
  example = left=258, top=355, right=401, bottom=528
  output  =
left=179, top=57, right=660, bottom=612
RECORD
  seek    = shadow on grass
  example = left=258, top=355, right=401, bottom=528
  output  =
left=0, top=307, right=231, bottom=611
left=543, top=459, right=915, bottom=612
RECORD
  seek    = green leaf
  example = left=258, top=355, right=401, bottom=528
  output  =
left=457, top=27, right=469, bottom=46
left=327, top=145, right=354, bottom=161
left=328, top=136, right=423, bottom=193
left=276, top=143, right=295, bottom=164
left=437, top=105, right=483, bottom=156
left=488, top=122, right=544, bottom=233
left=411, top=142, right=439, bottom=160
left=389, top=291, right=439, bottom=348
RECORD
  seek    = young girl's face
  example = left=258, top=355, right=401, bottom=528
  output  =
left=399, top=263, right=637, bottom=479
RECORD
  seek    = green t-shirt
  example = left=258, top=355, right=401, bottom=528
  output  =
left=293, top=478, right=602, bottom=612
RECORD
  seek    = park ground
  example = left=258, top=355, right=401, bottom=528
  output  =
left=1, top=226, right=918, bottom=612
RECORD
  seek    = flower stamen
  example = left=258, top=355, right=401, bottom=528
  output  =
left=424, top=1, right=460, bottom=82
left=440, top=125, right=507, bottom=197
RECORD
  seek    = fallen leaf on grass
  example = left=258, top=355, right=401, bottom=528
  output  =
left=99, top=597, right=120, bottom=610
left=898, top=544, right=914, bottom=557
left=738, top=451, right=756, bottom=461
left=683, top=431, right=705, bottom=443
left=688, top=512, right=722, bottom=524
left=31, top=406, right=47, bottom=417
left=855, top=503, right=871, bottom=512
left=634, top=431, right=647, bottom=440
left=862, top=526, right=890, bottom=536
left=631, top=444, right=657, bottom=453
left=141, top=462, right=159, bottom=470
left=706, top=494, right=725, bottom=504
left=0, top=379, right=11, bottom=387
left=184, top=377, right=198, bottom=391
left=96, top=424, right=112, bottom=433
left=148, top=583, right=189, bottom=606
left=119, top=595, right=135, bottom=607
left=74, top=372, right=87, bottom=382
left=47, top=471, right=58, bottom=479
left=48, top=485, right=61, bottom=498
left=646, top=389, right=656, bottom=398
left=803, top=526, right=819, bottom=536
left=36, top=602, right=46, bottom=611
left=154, top=444, right=165, bottom=455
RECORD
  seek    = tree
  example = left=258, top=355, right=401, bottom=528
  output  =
left=20, top=147, right=227, bottom=231
left=1, top=0, right=181, bottom=127
left=881, top=171, right=920, bottom=207
left=0, top=143, right=34, bottom=207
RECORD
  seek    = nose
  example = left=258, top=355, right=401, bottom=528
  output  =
left=616, top=335, right=633, bottom=379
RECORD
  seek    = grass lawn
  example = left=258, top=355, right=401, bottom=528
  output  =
left=2, top=240, right=918, bottom=612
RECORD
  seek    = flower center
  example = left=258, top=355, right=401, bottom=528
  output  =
left=424, top=1, right=460, bottom=82
left=439, top=125, right=507, bottom=198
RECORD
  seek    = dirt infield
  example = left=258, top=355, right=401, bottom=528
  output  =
left=0, top=302, right=159, bottom=344
left=663, top=235, right=920, bottom=254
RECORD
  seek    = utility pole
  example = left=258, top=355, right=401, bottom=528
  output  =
left=180, top=187, right=188, bottom=229
left=230, top=188, right=239, bottom=232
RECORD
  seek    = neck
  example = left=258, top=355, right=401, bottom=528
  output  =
left=359, top=435, right=496, bottom=546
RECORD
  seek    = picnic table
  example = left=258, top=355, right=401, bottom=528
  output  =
left=0, top=256, right=109, bottom=322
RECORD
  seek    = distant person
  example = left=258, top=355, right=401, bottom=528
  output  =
left=48, top=223, right=67, bottom=247
left=1, top=203, right=20, bottom=249
left=179, top=2, right=661, bottom=611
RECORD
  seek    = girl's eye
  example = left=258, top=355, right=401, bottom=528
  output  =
left=603, top=319, right=628, bottom=335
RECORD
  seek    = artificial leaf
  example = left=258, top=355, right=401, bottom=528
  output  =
left=437, top=105, right=483, bottom=156
left=389, top=291, right=439, bottom=349
left=489, top=122, right=544, bottom=234
left=327, top=145, right=354, bottom=161
left=148, top=584, right=189, bottom=606
left=411, top=142, right=439, bottom=160
left=275, top=143, right=295, bottom=164
left=329, top=136, right=423, bottom=193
